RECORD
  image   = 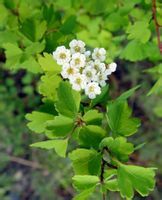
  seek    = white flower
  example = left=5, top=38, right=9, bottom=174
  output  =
left=84, top=50, right=91, bottom=58
left=95, top=72, right=108, bottom=87
left=53, top=46, right=71, bottom=65
left=93, top=60, right=106, bottom=73
left=92, top=48, right=106, bottom=62
left=105, top=62, right=117, bottom=75
left=85, top=82, right=101, bottom=99
left=69, top=39, right=85, bottom=54
left=61, top=63, right=78, bottom=79
left=70, top=53, right=86, bottom=68
left=70, top=74, right=86, bottom=91
left=109, top=62, right=117, bottom=72
left=82, top=66, right=97, bottom=82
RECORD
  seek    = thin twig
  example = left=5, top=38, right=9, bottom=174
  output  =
left=6, top=154, right=44, bottom=170
left=100, top=158, right=107, bottom=200
left=106, top=162, right=117, bottom=169
left=152, top=0, right=162, bottom=53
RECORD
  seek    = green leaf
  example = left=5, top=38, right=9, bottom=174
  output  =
left=30, top=139, right=68, bottom=157
left=104, top=169, right=117, bottom=181
left=83, top=110, right=103, bottom=125
left=39, top=74, right=61, bottom=101
left=46, top=115, right=74, bottom=137
left=20, top=19, right=47, bottom=42
left=104, top=179, right=119, bottom=191
left=90, top=85, right=109, bottom=107
left=120, top=40, right=148, bottom=61
left=107, top=100, right=140, bottom=137
left=0, top=31, right=18, bottom=46
left=148, top=77, right=162, bottom=96
left=69, top=148, right=101, bottom=175
left=82, top=0, right=109, bottom=15
left=21, top=56, right=42, bottom=74
left=60, top=15, right=77, bottom=34
left=79, top=125, right=106, bottom=149
left=26, top=111, right=54, bottom=134
left=3, top=43, right=42, bottom=73
left=117, top=85, right=140, bottom=101
left=72, top=175, right=99, bottom=190
left=153, top=102, right=162, bottom=117
left=25, top=41, right=45, bottom=56
left=100, top=137, right=134, bottom=161
left=73, top=187, right=95, bottom=200
left=3, top=43, right=23, bottom=68
left=56, top=81, right=81, bottom=118
left=127, top=21, right=151, bottom=43
left=38, top=53, right=61, bottom=74
left=117, top=164, right=156, bottom=198
left=0, top=4, right=8, bottom=27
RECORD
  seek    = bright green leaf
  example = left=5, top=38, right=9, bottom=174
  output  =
left=26, top=111, right=54, bottom=134
left=148, top=77, right=162, bottom=96
left=117, top=164, right=156, bottom=198
left=56, top=81, right=81, bottom=118
left=39, top=74, right=61, bottom=101
left=38, top=53, right=61, bottom=73
left=107, top=100, right=140, bottom=137
left=79, top=125, right=106, bottom=149
left=69, top=148, right=101, bottom=175
left=120, top=40, right=148, bottom=61
left=127, top=21, right=151, bottom=43
left=73, top=187, right=95, bottom=200
left=72, top=175, right=99, bottom=190
left=30, top=139, right=68, bottom=157
left=117, top=85, right=140, bottom=101
left=46, top=115, right=74, bottom=137
left=105, top=179, right=119, bottom=191
left=100, top=137, right=134, bottom=161
left=83, top=110, right=103, bottom=126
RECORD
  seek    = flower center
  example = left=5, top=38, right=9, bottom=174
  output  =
left=75, top=46, right=81, bottom=52
left=75, top=58, right=81, bottom=65
left=75, top=78, right=81, bottom=85
left=89, top=86, right=94, bottom=92
left=96, top=52, right=100, bottom=58
left=67, top=67, right=74, bottom=75
left=86, top=71, right=92, bottom=78
left=94, top=64, right=99, bottom=71
left=60, top=53, right=66, bottom=59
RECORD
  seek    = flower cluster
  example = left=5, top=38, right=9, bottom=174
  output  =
left=53, top=39, right=117, bottom=99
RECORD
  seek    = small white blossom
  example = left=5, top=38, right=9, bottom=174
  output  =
left=69, top=39, right=85, bottom=54
left=61, top=63, right=78, bottom=79
left=52, top=39, right=116, bottom=99
left=70, top=53, right=86, bottom=68
left=109, top=62, right=117, bottom=72
left=95, top=72, right=108, bottom=87
left=105, top=62, right=117, bottom=75
left=53, top=46, right=71, bottom=65
left=85, top=82, right=101, bottom=99
left=84, top=50, right=91, bottom=58
left=93, top=60, right=106, bottom=73
left=70, top=74, right=86, bottom=91
left=82, top=66, right=97, bottom=82
left=92, top=48, right=106, bottom=62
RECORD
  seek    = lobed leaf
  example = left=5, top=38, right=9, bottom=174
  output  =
left=117, top=164, right=156, bottom=198
left=55, top=81, right=81, bottom=118
left=79, top=125, right=106, bottom=149
left=69, top=148, right=101, bottom=176
left=30, top=139, right=68, bottom=157
left=107, top=100, right=140, bottom=137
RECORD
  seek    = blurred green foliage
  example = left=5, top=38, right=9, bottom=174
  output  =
left=0, top=0, right=162, bottom=199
